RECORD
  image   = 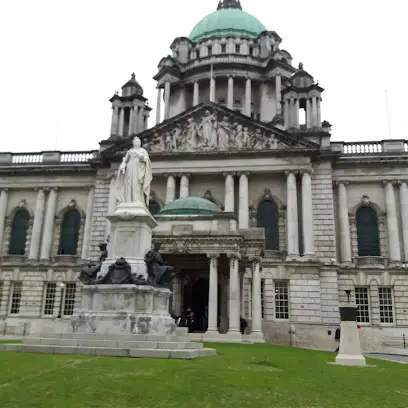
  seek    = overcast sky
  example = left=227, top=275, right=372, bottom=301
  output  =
left=1, top=0, right=406, bottom=153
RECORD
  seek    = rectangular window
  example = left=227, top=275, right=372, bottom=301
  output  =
left=274, top=280, right=289, bottom=320
left=355, top=287, right=370, bottom=323
left=63, top=283, right=76, bottom=316
left=207, top=46, right=212, bottom=56
left=235, top=44, right=240, bottom=53
left=261, top=279, right=265, bottom=318
left=379, top=287, right=394, bottom=323
left=9, top=282, right=22, bottom=315
left=221, top=44, right=227, bottom=54
left=43, top=283, right=56, bottom=316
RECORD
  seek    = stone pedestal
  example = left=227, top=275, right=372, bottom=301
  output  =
left=335, top=307, right=366, bottom=367
left=101, top=202, right=158, bottom=278
left=71, top=285, right=175, bottom=336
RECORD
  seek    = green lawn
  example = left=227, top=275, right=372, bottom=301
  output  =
left=0, top=343, right=406, bottom=408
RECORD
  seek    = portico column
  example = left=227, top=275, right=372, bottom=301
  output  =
left=337, top=182, right=352, bottom=263
left=227, top=76, right=234, bottom=110
left=193, top=82, right=200, bottom=107
left=399, top=181, right=408, bottom=262
left=238, top=172, right=249, bottom=229
left=0, top=188, right=9, bottom=254
left=306, top=99, right=312, bottom=128
left=156, top=87, right=162, bottom=125
left=40, top=187, right=58, bottom=261
left=284, top=100, right=289, bottom=129
left=384, top=180, right=401, bottom=263
left=105, top=174, right=117, bottom=238
left=207, top=253, right=220, bottom=333
left=316, top=98, right=322, bottom=127
left=224, top=172, right=235, bottom=212
left=227, top=253, right=241, bottom=335
left=118, top=108, right=125, bottom=137
left=311, top=97, right=317, bottom=128
left=28, top=188, right=46, bottom=260
left=245, top=78, right=252, bottom=117
left=286, top=171, right=299, bottom=258
left=81, top=187, right=95, bottom=260
left=301, top=170, right=315, bottom=257
left=179, top=174, right=190, bottom=198
left=110, top=106, right=119, bottom=136
left=128, top=107, right=134, bottom=136
left=210, top=77, right=216, bottom=102
left=275, top=75, right=282, bottom=115
left=165, top=174, right=176, bottom=204
left=294, top=99, right=300, bottom=128
left=164, top=81, right=171, bottom=120
left=250, top=258, right=264, bottom=342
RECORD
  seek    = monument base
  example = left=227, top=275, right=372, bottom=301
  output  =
left=100, top=202, right=158, bottom=279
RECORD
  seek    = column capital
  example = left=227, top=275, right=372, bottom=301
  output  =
left=227, top=252, right=241, bottom=260
left=285, top=170, right=298, bottom=176
left=50, top=187, right=59, bottom=192
left=237, top=171, right=250, bottom=177
left=178, top=173, right=191, bottom=179
left=33, top=187, right=46, bottom=192
left=396, top=180, right=408, bottom=186
left=383, top=180, right=398, bottom=186
left=0, top=188, right=9, bottom=193
left=207, top=253, right=220, bottom=260
left=299, top=169, right=313, bottom=176
left=334, top=180, right=350, bottom=187
left=223, top=171, right=236, bottom=177
left=250, top=256, right=262, bottom=264
left=164, top=173, right=176, bottom=179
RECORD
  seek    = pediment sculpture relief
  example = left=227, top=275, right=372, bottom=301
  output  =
left=143, top=110, right=283, bottom=153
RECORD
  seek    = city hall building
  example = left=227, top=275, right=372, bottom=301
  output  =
left=0, top=0, right=407, bottom=351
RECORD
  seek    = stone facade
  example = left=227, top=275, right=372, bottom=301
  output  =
left=1, top=0, right=408, bottom=353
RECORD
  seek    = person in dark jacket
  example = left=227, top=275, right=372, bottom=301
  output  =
left=240, top=316, right=248, bottom=334
left=335, top=327, right=341, bottom=353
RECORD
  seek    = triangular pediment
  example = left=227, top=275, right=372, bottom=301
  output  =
left=103, top=103, right=320, bottom=158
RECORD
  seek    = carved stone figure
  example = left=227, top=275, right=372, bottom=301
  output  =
left=144, top=241, right=176, bottom=287
left=78, top=243, right=108, bottom=285
left=98, top=257, right=136, bottom=285
left=218, top=116, right=231, bottom=149
left=116, top=136, right=152, bottom=206
left=200, top=110, right=218, bottom=148
left=186, top=117, right=200, bottom=149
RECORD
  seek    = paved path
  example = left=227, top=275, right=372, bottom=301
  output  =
left=366, top=353, right=408, bottom=364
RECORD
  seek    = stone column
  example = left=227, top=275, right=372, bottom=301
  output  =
left=164, top=81, right=171, bottom=120
left=227, top=76, right=234, bottom=110
left=337, top=182, right=352, bottom=263
left=384, top=181, right=401, bottom=263
left=238, top=172, right=249, bottom=229
left=210, top=77, right=216, bottom=102
left=275, top=75, right=282, bottom=115
left=128, top=107, right=134, bottom=136
left=207, top=253, right=220, bottom=333
left=399, top=181, right=408, bottom=262
left=105, top=174, right=117, bottom=239
left=156, top=88, right=162, bottom=125
left=179, top=174, right=190, bottom=198
left=301, top=170, right=315, bottom=258
left=81, top=187, right=95, bottom=260
left=286, top=171, right=299, bottom=258
left=306, top=99, right=312, bottom=128
left=0, top=188, right=9, bottom=255
left=227, top=253, right=241, bottom=336
left=311, top=97, right=317, bottom=128
left=294, top=99, right=300, bottom=128
left=250, top=258, right=264, bottom=342
left=193, top=82, right=200, bottom=107
left=224, top=172, right=235, bottom=212
left=28, top=188, right=46, bottom=260
left=316, top=98, right=322, bottom=127
left=110, top=106, right=119, bottom=136
left=40, top=187, right=58, bottom=261
left=245, top=78, right=252, bottom=116
left=118, top=108, right=125, bottom=137
left=284, top=100, right=289, bottom=128
left=165, top=174, right=176, bottom=204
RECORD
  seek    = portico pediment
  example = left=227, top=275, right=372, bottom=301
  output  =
left=103, top=103, right=319, bottom=158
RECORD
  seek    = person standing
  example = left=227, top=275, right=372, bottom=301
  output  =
left=335, top=327, right=341, bottom=353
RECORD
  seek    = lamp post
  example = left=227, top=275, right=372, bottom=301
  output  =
left=57, top=282, right=66, bottom=318
left=344, top=289, right=352, bottom=304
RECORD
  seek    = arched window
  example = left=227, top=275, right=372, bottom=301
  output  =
left=257, top=200, right=279, bottom=250
left=149, top=200, right=161, bottom=216
left=9, top=210, right=29, bottom=255
left=356, top=207, right=380, bottom=256
left=58, top=210, right=81, bottom=255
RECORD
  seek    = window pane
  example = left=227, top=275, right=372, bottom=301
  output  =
left=58, top=210, right=81, bottom=255
left=9, top=282, right=22, bottom=315
left=356, top=207, right=380, bottom=256
left=9, top=210, right=29, bottom=255
left=379, top=287, right=394, bottom=323
left=257, top=200, right=279, bottom=250
left=355, top=287, right=370, bottom=323
left=274, top=280, right=289, bottom=320
left=63, top=283, right=76, bottom=316
left=43, top=283, right=56, bottom=316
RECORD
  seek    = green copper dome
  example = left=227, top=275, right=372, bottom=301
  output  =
left=158, top=197, right=222, bottom=216
left=189, top=8, right=266, bottom=42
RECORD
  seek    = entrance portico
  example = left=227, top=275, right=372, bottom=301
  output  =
left=154, top=196, right=265, bottom=343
